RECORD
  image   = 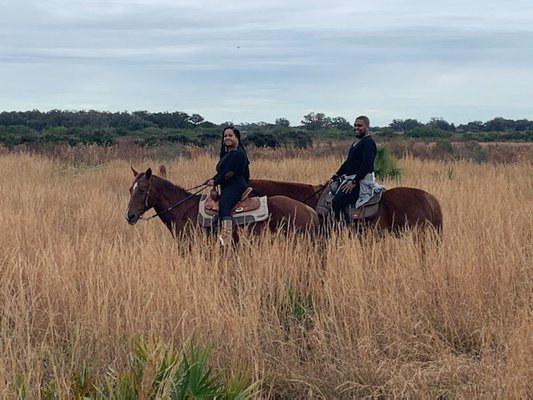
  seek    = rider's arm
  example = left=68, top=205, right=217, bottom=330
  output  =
left=213, top=151, right=245, bottom=186
left=355, top=139, right=377, bottom=181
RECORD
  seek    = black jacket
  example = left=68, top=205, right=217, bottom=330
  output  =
left=335, top=135, right=377, bottom=182
left=213, top=147, right=250, bottom=188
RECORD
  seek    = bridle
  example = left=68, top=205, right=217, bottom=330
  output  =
left=136, top=182, right=209, bottom=221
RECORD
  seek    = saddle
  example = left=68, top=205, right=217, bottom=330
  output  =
left=197, top=188, right=269, bottom=229
left=203, top=187, right=260, bottom=216
left=348, top=191, right=382, bottom=220
left=317, top=184, right=385, bottom=221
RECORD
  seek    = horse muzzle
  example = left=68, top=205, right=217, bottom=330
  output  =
left=125, top=211, right=140, bottom=225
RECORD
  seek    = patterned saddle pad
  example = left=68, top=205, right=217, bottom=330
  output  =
left=197, top=195, right=269, bottom=228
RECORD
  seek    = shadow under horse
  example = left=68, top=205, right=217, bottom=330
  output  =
left=125, top=168, right=319, bottom=238
left=249, top=179, right=443, bottom=235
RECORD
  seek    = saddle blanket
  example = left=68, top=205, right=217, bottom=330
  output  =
left=355, top=173, right=385, bottom=208
left=349, top=193, right=381, bottom=220
left=197, top=195, right=269, bottom=228
left=316, top=174, right=385, bottom=220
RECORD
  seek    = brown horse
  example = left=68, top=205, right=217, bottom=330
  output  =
left=249, top=179, right=443, bottom=234
left=125, top=168, right=319, bottom=237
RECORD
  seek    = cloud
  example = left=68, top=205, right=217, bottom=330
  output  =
left=1, top=0, right=532, bottom=126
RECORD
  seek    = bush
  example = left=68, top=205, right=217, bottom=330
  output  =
left=244, top=133, right=280, bottom=148
left=466, top=142, right=488, bottom=163
left=79, top=130, right=114, bottom=145
left=0, top=133, right=21, bottom=147
left=374, top=145, right=401, bottom=179
left=406, top=126, right=452, bottom=139
left=282, top=130, right=312, bottom=148
left=195, top=132, right=220, bottom=146
left=40, top=337, right=259, bottom=399
left=431, top=140, right=454, bottom=160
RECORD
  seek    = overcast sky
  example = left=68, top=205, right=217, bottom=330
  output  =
left=1, top=0, right=532, bottom=127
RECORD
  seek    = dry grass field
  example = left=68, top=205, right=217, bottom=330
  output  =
left=0, top=147, right=531, bottom=398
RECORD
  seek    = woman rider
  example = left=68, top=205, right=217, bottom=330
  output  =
left=207, top=126, right=250, bottom=245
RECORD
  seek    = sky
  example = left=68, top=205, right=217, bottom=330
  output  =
left=1, top=0, right=532, bottom=127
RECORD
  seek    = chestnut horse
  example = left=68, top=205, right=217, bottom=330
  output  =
left=249, top=179, right=443, bottom=234
left=125, top=168, right=319, bottom=237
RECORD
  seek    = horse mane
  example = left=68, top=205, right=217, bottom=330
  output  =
left=152, top=175, right=196, bottom=199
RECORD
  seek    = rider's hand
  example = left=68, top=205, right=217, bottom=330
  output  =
left=340, top=180, right=356, bottom=193
left=206, top=179, right=215, bottom=187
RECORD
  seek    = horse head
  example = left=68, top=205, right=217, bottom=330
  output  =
left=125, top=167, right=153, bottom=225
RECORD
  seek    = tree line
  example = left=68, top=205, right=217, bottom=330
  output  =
left=0, top=110, right=532, bottom=148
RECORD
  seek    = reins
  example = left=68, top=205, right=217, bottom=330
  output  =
left=302, top=184, right=326, bottom=203
left=140, top=183, right=209, bottom=221
left=185, top=183, right=209, bottom=191
left=138, top=182, right=324, bottom=221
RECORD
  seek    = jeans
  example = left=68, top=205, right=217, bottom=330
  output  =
left=219, top=180, right=246, bottom=219
left=331, top=185, right=360, bottom=221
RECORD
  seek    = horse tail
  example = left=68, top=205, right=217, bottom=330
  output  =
left=425, top=192, right=443, bottom=235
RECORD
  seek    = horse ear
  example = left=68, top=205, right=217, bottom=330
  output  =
left=159, top=164, right=167, bottom=178
left=145, top=168, right=152, bottom=179
left=131, top=166, right=139, bottom=176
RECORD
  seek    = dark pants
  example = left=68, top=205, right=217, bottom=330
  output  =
left=331, top=185, right=360, bottom=221
left=219, top=180, right=246, bottom=220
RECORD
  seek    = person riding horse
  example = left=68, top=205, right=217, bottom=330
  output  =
left=206, top=126, right=251, bottom=245
left=329, top=115, right=377, bottom=223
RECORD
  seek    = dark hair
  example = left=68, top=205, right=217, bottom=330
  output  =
left=219, top=126, right=242, bottom=157
left=219, top=126, right=250, bottom=182
left=356, top=115, right=370, bottom=127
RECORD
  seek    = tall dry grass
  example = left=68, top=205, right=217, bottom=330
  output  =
left=0, top=150, right=531, bottom=398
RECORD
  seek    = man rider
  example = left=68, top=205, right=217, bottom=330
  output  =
left=329, top=115, right=377, bottom=222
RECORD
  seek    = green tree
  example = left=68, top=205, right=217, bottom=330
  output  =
left=285, top=130, right=312, bottom=148
left=301, top=112, right=331, bottom=130
left=484, top=117, right=515, bottom=132
left=427, top=117, right=455, bottom=131
left=244, top=133, right=279, bottom=148
left=330, top=117, right=351, bottom=131
left=189, top=113, right=205, bottom=126
left=275, top=117, right=291, bottom=127
left=458, top=121, right=483, bottom=132
left=389, top=118, right=422, bottom=131
left=514, top=119, right=531, bottom=131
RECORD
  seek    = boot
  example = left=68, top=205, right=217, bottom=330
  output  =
left=218, top=218, right=233, bottom=246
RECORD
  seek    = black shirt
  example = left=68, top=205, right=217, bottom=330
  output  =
left=335, top=135, right=377, bottom=181
left=213, top=147, right=250, bottom=188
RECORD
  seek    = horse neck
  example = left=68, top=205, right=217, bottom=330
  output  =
left=150, top=176, right=199, bottom=232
